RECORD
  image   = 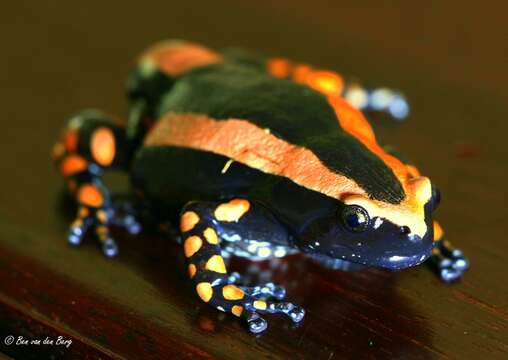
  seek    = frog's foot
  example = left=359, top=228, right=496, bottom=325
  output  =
left=243, top=300, right=305, bottom=334
left=68, top=205, right=119, bottom=257
left=227, top=273, right=286, bottom=300
left=429, top=240, right=470, bottom=282
left=180, top=199, right=302, bottom=333
left=110, top=202, right=142, bottom=235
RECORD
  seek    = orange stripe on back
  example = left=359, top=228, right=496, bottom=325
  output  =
left=265, top=58, right=412, bottom=185
left=139, top=40, right=222, bottom=77
left=144, top=113, right=368, bottom=200
left=327, top=95, right=412, bottom=183
left=145, top=112, right=433, bottom=238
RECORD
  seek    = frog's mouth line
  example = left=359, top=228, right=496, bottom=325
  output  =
left=310, top=242, right=432, bottom=270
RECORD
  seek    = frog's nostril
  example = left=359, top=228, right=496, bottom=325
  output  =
left=400, top=226, right=411, bottom=235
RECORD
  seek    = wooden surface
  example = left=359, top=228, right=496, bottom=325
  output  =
left=1, top=1, right=507, bottom=359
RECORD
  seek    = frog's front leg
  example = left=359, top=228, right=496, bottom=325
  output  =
left=52, top=110, right=139, bottom=256
left=428, top=221, right=470, bottom=282
left=179, top=199, right=304, bottom=333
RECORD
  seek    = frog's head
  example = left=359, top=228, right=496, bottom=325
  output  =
left=297, top=175, right=438, bottom=270
left=286, top=96, right=442, bottom=269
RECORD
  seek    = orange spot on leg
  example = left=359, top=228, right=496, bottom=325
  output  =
left=214, top=199, right=250, bottom=222
left=205, top=255, right=227, bottom=274
left=60, top=155, right=88, bottom=176
left=433, top=221, right=444, bottom=241
left=91, top=127, right=116, bottom=166
left=203, top=228, right=219, bottom=244
left=77, top=184, right=104, bottom=208
left=231, top=305, right=243, bottom=317
left=306, top=70, right=344, bottom=96
left=196, top=282, right=213, bottom=302
left=267, top=58, right=291, bottom=78
left=291, top=64, right=312, bottom=82
left=184, top=236, right=203, bottom=257
left=222, top=285, right=244, bottom=300
left=253, top=300, right=267, bottom=310
left=188, top=264, right=197, bottom=278
left=180, top=211, right=200, bottom=232
left=63, top=129, right=79, bottom=152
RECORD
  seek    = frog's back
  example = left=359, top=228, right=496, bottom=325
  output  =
left=156, top=63, right=339, bottom=143
left=130, top=41, right=407, bottom=217
left=131, top=64, right=338, bottom=210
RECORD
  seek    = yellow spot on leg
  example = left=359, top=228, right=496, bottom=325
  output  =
left=71, top=219, right=83, bottom=228
left=203, top=228, right=219, bottom=244
left=196, top=282, right=213, bottom=302
left=184, top=236, right=203, bottom=257
left=78, top=207, right=89, bottom=218
left=180, top=211, right=200, bottom=232
left=188, top=264, right=197, bottom=278
left=214, top=199, right=250, bottom=222
left=96, top=209, right=108, bottom=223
left=231, top=305, right=243, bottom=317
left=222, top=285, right=244, bottom=300
left=253, top=300, right=267, bottom=310
left=205, top=255, right=227, bottom=274
left=96, top=225, right=109, bottom=240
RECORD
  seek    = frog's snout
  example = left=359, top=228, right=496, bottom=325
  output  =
left=382, top=231, right=433, bottom=269
left=326, top=216, right=434, bottom=270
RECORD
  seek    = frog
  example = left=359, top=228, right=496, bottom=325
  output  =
left=52, top=40, right=469, bottom=333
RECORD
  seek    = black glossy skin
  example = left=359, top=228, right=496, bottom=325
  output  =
left=53, top=42, right=468, bottom=333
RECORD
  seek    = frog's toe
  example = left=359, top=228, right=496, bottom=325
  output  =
left=449, top=248, right=470, bottom=269
left=288, top=305, right=305, bottom=323
left=68, top=220, right=90, bottom=246
left=266, top=283, right=286, bottom=300
left=246, top=313, right=268, bottom=334
left=116, top=214, right=142, bottom=234
left=266, top=301, right=305, bottom=322
left=67, top=208, right=93, bottom=246
left=66, top=206, right=122, bottom=257
left=102, top=238, right=119, bottom=257
left=440, top=267, right=463, bottom=282
left=244, top=301, right=304, bottom=333
left=241, top=282, right=286, bottom=300
left=437, top=255, right=469, bottom=282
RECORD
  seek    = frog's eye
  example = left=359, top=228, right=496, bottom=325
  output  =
left=341, top=205, right=370, bottom=232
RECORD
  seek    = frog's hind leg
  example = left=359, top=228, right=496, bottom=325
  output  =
left=179, top=199, right=304, bottom=333
left=53, top=110, right=138, bottom=256
left=265, top=57, right=410, bottom=121
left=428, top=221, right=470, bottom=282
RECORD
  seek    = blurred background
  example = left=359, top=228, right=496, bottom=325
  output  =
left=0, top=1, right=507, bottom=359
